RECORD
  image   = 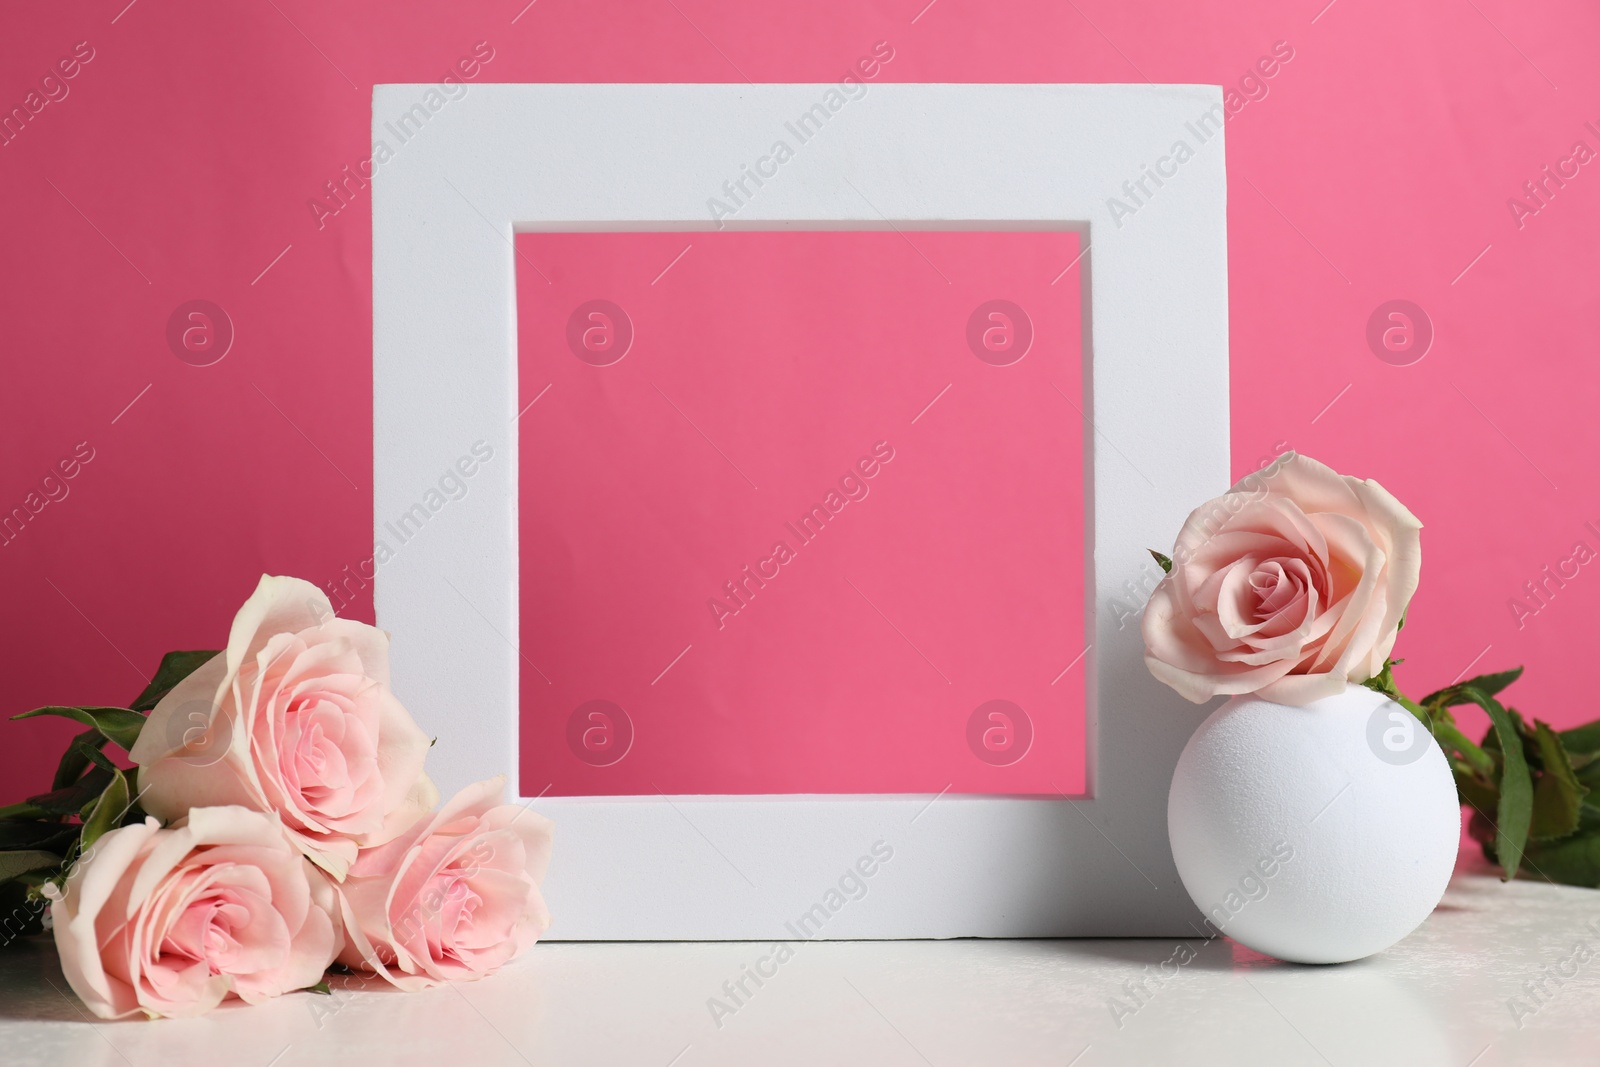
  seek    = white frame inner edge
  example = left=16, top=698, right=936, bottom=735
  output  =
left=373, top=83, right=1229, bottom=938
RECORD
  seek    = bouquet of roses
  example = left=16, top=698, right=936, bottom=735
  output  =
left=0, top=575, right=553, bottom=1019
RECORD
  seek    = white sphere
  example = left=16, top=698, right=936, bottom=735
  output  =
left=1168, top=684, right=1460, bottom=964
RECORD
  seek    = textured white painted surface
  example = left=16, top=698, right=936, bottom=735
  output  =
left=373, top=84, right=1231, bottom=937
left=1168, top=685, right=1461, bottom=964
left=3, top=860, right=1596, bottom=1066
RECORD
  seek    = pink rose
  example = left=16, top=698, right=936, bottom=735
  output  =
left=50, top=806, right=341, bottom=1019
left=129, top=575, right=437, bottom=879
left=336, top=777, right=553, bottom=989
left=1142, top=452, right=1422, bottom=705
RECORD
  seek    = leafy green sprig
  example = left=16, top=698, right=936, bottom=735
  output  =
left=1365, top=663, right=1600, bottom=887
left=0, top=650, right=219, bottom=934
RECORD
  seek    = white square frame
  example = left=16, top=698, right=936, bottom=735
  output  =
left=373, top=83, right=1229, bottom=938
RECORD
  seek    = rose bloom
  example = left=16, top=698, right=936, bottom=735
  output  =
left=129, top=575, right=437, bottom=879
left=337, top=777, right=553, bottom=989
left=1142, top=452, right=1422, bottom=705
left=51, top=806, right=340, bottom=1019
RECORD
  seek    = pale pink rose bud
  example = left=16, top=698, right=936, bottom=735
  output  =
left=129, top=575, right=438, bottom=879
left=1142, top=452, right=1422, bottom=705
left=50, top=806, right=341, bottom=1019
left=336, top=777, right=553, bottom=989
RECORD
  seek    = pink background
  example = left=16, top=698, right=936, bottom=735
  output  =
left=516, top=231, right=1084, bottom=795
left=3, top=0, right=1598, bottom=794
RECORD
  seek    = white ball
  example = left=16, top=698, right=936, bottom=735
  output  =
left=1167, top=684, right=1460, bottom=964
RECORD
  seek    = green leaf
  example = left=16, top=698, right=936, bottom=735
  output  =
left=129, top=650, right=221, bottom=713
left=1462, top=689, right=1534, bottom=881
left=79, top=770, right=131, bottom=856
left=1559, top=721, right=1600, bottom=757
left=1523, top=831, right=1600, bottom=888
left=24, top=764, right=113, bottom=816
left=302, top=979, right=332, bottom=995
left=1576, top=753, right=1600, bottom=793
left=13, top=868, right=59, bottom=891
left=1457, top=772, right=1501, bottom=819
left=1467, top=666, right=1525, bottom=698
left=1420, top=666, right=1524, bottom=708
left=0, top=881, right=48, bottom=943
left=1480, top=706, right=1532, bottom=753
left=1148, top=550, right=1172, bottom=574
left=1520, top=806, right=1600, bottom=887
left=1529, top=720, right=1589, bottom=841
left=0, top=822, right=77, bottom=853
left=0, top=850, right=62, bottom=885
left=0, top=801, right=57, bottom=822
left=50, top=728, right=109, bottom=792
left=11, top=707, right=147, bottom=751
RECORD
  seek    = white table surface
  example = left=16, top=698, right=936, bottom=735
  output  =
left=4, top=851, right=1596, bottom=1067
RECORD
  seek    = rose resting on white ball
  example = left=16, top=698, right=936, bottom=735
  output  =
left=1168, top=684, right=1460, bottom=964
